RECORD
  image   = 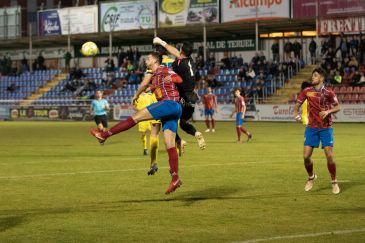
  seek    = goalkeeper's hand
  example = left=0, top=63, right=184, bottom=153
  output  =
left=153, top=37, right=167, bottom=47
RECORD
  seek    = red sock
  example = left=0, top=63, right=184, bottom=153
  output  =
left=236, top=127, right=241, bottom=141
left=205, top=119, right=210, bottom=129
left=211, top=119, right=215, bottom=129
left=101, top=117, right=136, bottom=138
left=327, top=162, right=337, bottom=181
left=167, top=147, right=179, bottom=181
left=240, top=126, right=248, bottom=135
left=304, top=161, right=314, bottom=176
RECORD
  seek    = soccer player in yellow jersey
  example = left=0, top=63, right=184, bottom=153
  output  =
left=300, top=81, right=311, bottom=126
left=134, top=90, right=157, bottom=155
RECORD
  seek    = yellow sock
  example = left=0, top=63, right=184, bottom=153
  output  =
left=141, top=134, right=147, bottom=150
left=149, top=136, right=159, bottom=165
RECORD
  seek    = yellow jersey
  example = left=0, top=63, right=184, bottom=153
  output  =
left=135, top=92, right=158, bottom=110
left=301, top=99, right=308, bottom=126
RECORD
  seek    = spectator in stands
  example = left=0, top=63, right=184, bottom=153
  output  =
left=237, top=67, right=247, bottom=82
left=64, top=50, right=72, bottom=72
left=127, top=60, right=135, bottom=72
left=246, top=66, right=256, bottom=80
left=251, top=52, right=260, bottom=66
left=349, top=36, right=359, bottom=56
left=350, top=70, right=362, bottom=86
left=37, top=52, right=46, bottom=70
left=127, top=70, right=140, bottom=84
left=337, top=37, right=349, bottom=60
left=221, top=53, right=231, bottom=69
left=126, top=46, right=133, bottom=61
left=348, top=56, right=359, bottom=70
left=196, top=55, right=204, bottom=69
left=271, top=39, right=279, bottom=63
left=230, top=55, right=238, bottom=68
left=138, top=57, right=146, bottom=71
left=206, top=53, right=216, bottom=68
left=20, top=55, right=29, bottom=73
left=132, top=47, right=141, bottom=68
left=293, top=40, right=302, bottom=59
left=309, top=38, right=317, bottom=64
left=360, top=36, right=365, bottom=64
left=117, top=48, right=126, bottom=67
left=32, top=59, right=38, bottom=71
left=7, top=82, right=17, bottom=93
left=198, top=44, right=204, bottom=58
left=321, top=37, right=330, bottom=56
left=207, top=74, right=222, bottom=88
left=284, top=41, right=292, bottom=61
left=237, top=54, right=244, bottom=67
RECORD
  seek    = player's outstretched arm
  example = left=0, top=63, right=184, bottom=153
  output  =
left=132, top=73, right=152, bottom=105
left=153, top=37, right=181, bottom=58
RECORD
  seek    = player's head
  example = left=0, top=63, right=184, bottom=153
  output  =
left=311, top=68, right=326, bottom=85
left=179, top=42, right=193, bottom=57
left=95, top=90, right=103, bottom=99
left=206, top=87, right=212, bottom=93
left=155, top=45, right=168, bottom=56
left=233, top=88, right=241, bottom=97
left=301, top=81, right=312, bottom=91
left=145, top=52, right=162, bottom=69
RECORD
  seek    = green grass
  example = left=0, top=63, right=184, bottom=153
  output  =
left=0, top=121, right=364, bottom=243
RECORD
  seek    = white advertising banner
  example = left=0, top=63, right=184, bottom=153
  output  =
left=319, top=17, right=365, bottom=34
left=100, top=1, right=155, bottom=32
left=113, top=103, right=365, bottom=122
left=333, top=104, right=365, bottom=122
left=58, top=5, right=98, bottom=34
left=0, top=47, right=73, bottom=60
left=113, top=104, right=135, bottom=120
left=222, top=0, right=289, bottom=23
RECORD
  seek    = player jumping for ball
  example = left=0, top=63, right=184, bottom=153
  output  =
left=90, top=52, right=183, bottom=194
left=153, top=37, right=206, bottom=151
left=294, top=68, right=341, bottom=194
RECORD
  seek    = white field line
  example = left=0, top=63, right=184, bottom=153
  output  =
left=0, top=161, right=263, bottom=180
left=233, top=227, right=365, bottom=243
left=0, top=154, right=363, bottom=180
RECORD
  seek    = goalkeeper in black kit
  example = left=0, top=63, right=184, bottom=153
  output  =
left=153, top=37, right=206, bottom=151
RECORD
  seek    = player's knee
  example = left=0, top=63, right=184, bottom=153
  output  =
left=303, top=154, right=312, bottom=161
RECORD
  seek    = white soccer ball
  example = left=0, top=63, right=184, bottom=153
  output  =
left=81, top=41, right=98, bottom=57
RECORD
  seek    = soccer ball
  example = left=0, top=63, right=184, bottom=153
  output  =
left=81, top=41, right=98, bottom=57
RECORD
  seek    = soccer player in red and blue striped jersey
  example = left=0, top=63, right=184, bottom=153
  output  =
left=90, top=52, right=183, bottom=194
left=230, top=88, right=252, bottom=143
left=294, top=68, right=341, bottom=194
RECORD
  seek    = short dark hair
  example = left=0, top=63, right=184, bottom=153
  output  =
left=312, top=68, right=326, bottom=78
left=155, top=45, right=168, bottom=56
left=149, top=52, right=162, bottom=64
left=180, top=42, right=193, bottom=57
left=301, top=81, right=311, bottom=90
left=233, top=88, right=241, bottom=93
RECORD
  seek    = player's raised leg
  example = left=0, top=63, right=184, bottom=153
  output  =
left=90, top=108, right=153, bottom=142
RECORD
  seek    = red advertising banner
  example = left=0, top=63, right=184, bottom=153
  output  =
left=319, top=16, right=365, bottom=34
left=293, top=0, right=365, bottom=18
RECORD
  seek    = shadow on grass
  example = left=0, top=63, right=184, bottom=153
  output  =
left=0, top=216, right=25, bottom=232
left=313, top=180, right=363, bottom=194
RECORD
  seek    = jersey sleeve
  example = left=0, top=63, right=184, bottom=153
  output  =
left=328, top=90, right=339, bottom=106
left=296, top=89, right=307, bottom=104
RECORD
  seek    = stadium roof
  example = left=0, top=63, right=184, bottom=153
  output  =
left=0, top=19, right=315, bottom=50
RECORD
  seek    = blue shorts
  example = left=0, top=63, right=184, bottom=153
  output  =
left=204, top=109, right=214, bottom=116
left=304, top=127, right=334, bottom=148
left=236, top=112, right=244, bottom=126
left=147, top=100, right=182, bottom=133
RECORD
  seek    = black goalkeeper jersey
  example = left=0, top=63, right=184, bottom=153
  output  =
left=172, top=57, right=197, bottom=104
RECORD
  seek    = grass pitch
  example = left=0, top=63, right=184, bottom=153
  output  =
left=0, top=121, right=364, bottom=242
